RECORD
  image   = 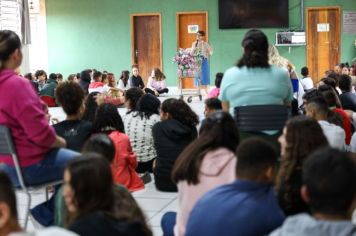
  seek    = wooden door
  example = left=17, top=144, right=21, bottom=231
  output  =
left=306, top=7, right=340, bottom=84
left=131, top=14, right=162, bottom=85
left=177, top=12, right=208, bottom=89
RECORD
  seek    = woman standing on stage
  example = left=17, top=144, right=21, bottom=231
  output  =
left=192, top=30, right=213, bottom=95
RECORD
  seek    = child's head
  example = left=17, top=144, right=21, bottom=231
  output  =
left=235, top=138, right=277, bottom=181
left=56, top=82, right=85, bottom=117
left=305, top=96, right=329, bottom=120
left=102, top=73, right=108, bottom=85
left=93, top=103, right=125, bottom=133
left=301, top=66, right=309, bottom=77
left=67, top=74, right=78, bottom=83
left=124, top=87, right=144, bottom=111
left=49, top=73, right=57, bottom=81
left=342, top=66, right=350, bottom=75
left=82, top=91, right=100, bottom=123
left=93, top=71, right=102, bottom=82
left=35, top=70, right=47, bottom=82
left=0, top=171, right=18, bottom=227
left=132, top=65, right=139, bottom=77
left=120, top=70, right=130, bottom=81
left=152, top=68, right=165, bottom=81
left=57, top=73, right=63, bottom=84
left=302, top=147, right=356, bottom=218
left=215, top=72, right=223, bottom=88
left=339, top=74, right=352, bottom=92
left=136, top=94, right=161, bottom=117
left=173, top=111, right=239, bottom=185
left=160, top=98, right=199, bottom=127
left=82, top=134, right=115, bottom=163
left=63, top=155, right=114, bottom=218
left=204, top=98, right=222, bottom=117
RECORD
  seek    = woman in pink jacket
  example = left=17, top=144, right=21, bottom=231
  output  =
left=93, top=103, right=144, bottom=192
left=0, top=30, right=78, bottom=225
left=161, top=111, right=239, bottom=236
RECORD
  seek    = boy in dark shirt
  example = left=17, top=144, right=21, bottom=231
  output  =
left=53, top=82, right=92, bottom=151
left=129, top=64, right=145, bottom=89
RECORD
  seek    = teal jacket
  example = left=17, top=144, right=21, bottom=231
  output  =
left=39, top=78, right=57, bottom=97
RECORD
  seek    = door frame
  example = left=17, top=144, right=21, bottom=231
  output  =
left=305, top=6, right=341, bottom=80
left=176, top=11, right=209, bottom=49
left=130, top=13, right=163, bottom=70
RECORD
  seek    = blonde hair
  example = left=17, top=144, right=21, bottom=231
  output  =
left=268, top=45, right=289, bottom=68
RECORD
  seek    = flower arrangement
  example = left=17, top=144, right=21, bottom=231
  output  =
left=172, top=48, right=204, bottom=77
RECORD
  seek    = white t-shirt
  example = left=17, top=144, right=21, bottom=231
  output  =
left=318, top=120, right=346, bottom=150
left=300, top=77, right=314, bottom=91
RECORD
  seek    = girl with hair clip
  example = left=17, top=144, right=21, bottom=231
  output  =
left=161, top=111, right=239, bottom=236
left=276, top=116, right=329, bottom=216
left=219, top=29, right=293, bottom=115
left=144, top=68, right=169, bottom=96
left=152, top=98, right=199, bottom=192
left=93, top=103, right=144, bottom=192
left=123, top=94, right=161, bottom=173
left=63, top=155, right=152, bottom=236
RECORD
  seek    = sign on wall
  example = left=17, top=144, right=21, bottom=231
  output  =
left=343, top=11, right=356, bottom=34
left=187, top=25, right=199, bottom=34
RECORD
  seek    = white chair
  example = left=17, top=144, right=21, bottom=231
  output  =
left=0, top=125, right=61, bottom=229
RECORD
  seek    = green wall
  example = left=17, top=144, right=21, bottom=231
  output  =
left=46, top=0, right=356, bottom=85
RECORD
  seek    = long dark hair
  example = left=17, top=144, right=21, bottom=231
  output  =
left=66, top=155, right=115, bottom=223
left=237, top=29, right=269, bottom=68
left=0, top=30, right=21, bottom=67
left=134, top=94, right=160, bottom=119
left=275, top=116, right=328, bottom=202
left=82, top=92, right=100, bottom=122
left=172, top=111, right=239, bottom=184
left=93, top=103, right=125, bottom=133
left=120, top=70, right=130, bottom=86
left=161, top=98, right=199, bottom=127
left=125, top=87, right=144, bottom=113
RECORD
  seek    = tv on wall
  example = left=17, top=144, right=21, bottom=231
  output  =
left=219, top=0, right=289, bottom=29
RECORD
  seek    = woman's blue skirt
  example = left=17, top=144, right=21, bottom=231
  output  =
left=195, top=58, right=210, bottom=86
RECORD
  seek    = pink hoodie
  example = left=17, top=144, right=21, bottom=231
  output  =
left=175, top=148, right=237, bottom=236
left=0, top=69, right=56, bottom=167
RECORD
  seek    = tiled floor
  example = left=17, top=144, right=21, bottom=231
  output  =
left=16, top=89, right=206, bottom=236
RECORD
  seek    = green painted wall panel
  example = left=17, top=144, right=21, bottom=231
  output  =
left=46, top=0, right=356, bottom=85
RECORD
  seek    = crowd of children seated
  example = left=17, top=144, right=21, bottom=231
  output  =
left=0, top=28, right=355, bottom=236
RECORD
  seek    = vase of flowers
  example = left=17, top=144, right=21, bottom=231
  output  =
left=173, top=48, right=204, bottom=78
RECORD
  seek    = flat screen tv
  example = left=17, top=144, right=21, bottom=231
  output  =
left=219, top=0, right=289, bottom=29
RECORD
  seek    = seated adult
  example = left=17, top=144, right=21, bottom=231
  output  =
left=153, top=98, right=198, bottom=192
left=144, top=68, right=169, bottom=96
left=276, top=116, right=328, bottom=216
left=305, top=96, right=346, bottom=150
left=270, top=148, right=356, bottom=235
left=63, top=155, right=152, bottom=236
left=123, top=94, right=161, bottom=173
left=339, top=74, right=356, bottom=112
left=219, top=30, right=293, bottom=115
left=0, top=30, right=78, bottom=226
left=53, top=82, right=92, bottom=152
left=185, top=138, right=285, bottom=236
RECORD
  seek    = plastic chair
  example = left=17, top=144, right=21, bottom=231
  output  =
left=0, top=125, right=61, bottom=229
left=234, top=105, right=289, bottom=132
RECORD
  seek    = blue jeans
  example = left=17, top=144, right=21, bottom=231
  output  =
left=161, top=211, right=176, bottom=236
left=0, top=148, right=78, bottom=226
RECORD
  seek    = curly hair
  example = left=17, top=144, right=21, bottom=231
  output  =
left=56, top=82, right=85, bottom=116
left=237, top=29, right=270, bottom=68
left=93, top=103, right=125, bottom=133
left=275, top=116, right=328, bottom=211
left=161, top=98, right=199, bottom=127
left=125, top=87, right=144, bottom=112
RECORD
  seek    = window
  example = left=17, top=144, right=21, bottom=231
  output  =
left=0, top=0, right=21, bottom=37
